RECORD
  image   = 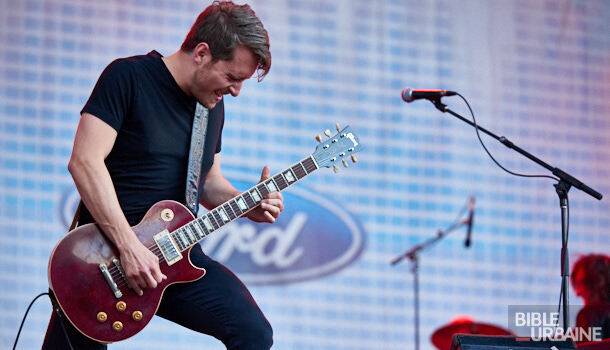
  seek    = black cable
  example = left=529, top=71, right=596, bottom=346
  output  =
left=12, top=292, right=49, bottom=350
left=555, top=285, right=563, bottom=329
left=52, top=300, right=76, bottom=350
left=453, top=93, right=571, bottom=330
left=455, top=93, right=560, bottom=182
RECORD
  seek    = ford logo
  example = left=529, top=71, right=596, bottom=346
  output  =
left=200, top=178, right=365, bottom=285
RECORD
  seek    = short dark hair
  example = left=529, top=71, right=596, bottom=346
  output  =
left=181, top=1, right=271, bottom=80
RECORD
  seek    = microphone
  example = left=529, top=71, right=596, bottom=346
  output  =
left=464, top=196, right=476, bottom=248
left=401, top=88, right=457, bottom=103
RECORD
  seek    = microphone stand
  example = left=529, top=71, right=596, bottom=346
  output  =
left=391, top=218, right=470, bottom=350
left=429, top=98, right=603, bottom=330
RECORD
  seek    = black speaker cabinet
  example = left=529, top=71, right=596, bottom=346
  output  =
left=450, top=334, right=576, bottom=350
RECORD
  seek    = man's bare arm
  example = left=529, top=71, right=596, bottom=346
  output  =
left=200, top=153, right=283, bottom=223
left=68, top=113, right=166, bottom=295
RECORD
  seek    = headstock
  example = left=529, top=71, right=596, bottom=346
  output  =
left=312, top=123, right=362, bottom=173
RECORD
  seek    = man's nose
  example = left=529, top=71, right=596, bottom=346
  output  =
left=229, top=82, right=243, bottom=97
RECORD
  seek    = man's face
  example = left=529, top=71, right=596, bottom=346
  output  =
left=191, top=45, right=258, bottom=109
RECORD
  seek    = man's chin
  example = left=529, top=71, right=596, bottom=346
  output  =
left=199, top=96, right=222, bottom=109
left=198, top=99, right=217, bottom=109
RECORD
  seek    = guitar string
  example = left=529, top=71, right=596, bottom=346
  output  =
left=105, top=158, right=318, bottom=290
left=107, top=163, right=318, bottom=286
left=112, top=159, right=316, bottom=273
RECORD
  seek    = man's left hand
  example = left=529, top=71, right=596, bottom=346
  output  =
left=246, top=166, right=284, bottom=223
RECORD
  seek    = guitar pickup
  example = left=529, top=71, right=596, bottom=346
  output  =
left=99, top=263, right=123, bottom=299
left=153, top=229, right=182, bottom=266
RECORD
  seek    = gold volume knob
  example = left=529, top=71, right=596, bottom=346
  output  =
left=112, top=321, right=123, bottom=332
left=132, top=310, right=143, bottom=321
left=96, top=312, right=107, bottom=322
left=116, top=301, right=127, bottom=312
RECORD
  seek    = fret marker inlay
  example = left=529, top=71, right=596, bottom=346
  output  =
left=266, top=181, right=277, bottom=192
left=284, top=170, right=295, bottom=182
left=203, top=218, right=213, bottom=230
left=185, top=228, right=194, bottom=242
left=219, top=209, right=229, bottom=222
left=237, top=197, right=247, bottom=210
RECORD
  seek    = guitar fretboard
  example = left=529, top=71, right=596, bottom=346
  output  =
left=169, top=156, right=318, bottom=251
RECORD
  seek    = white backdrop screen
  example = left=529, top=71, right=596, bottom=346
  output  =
left=1, top=1, right=609, bottom=349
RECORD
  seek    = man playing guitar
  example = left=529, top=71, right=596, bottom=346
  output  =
left=43, top=2, right=283, bottom=349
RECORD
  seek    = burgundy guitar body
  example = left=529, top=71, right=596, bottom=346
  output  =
left=48, top=200, right=205, bottom=343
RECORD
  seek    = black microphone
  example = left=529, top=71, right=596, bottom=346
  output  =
left=464, top=196, right=475, bottom=248
left=401, top=88, right=457, bottom=103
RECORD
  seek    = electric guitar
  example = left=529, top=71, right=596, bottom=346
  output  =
left=48, top=125, right=361, bottom=343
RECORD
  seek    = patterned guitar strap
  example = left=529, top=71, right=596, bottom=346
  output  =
left=185, top=102, right=210, bottom=216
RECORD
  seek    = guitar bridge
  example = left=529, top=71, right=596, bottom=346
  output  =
left=99, top=263, right=123, bottom=299
left=112, top=258, right=125, bottom=277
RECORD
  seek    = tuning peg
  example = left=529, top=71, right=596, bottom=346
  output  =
left=324, top=129, right=332, bottom=137
left=315, top=134, right=322, bottom=142
left=335, top=123, right=341, bottom=132
left=342, top=159, right=349, bottom=168
left=332, top=165, right=339, bottom=173
left=351, top=155, right=358, bottom=163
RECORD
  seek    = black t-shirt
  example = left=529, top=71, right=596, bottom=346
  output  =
left=79, top=50, right=224, bottom=225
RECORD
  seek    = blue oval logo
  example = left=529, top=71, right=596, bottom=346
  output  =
left=200, top=177, right=365, bottom=285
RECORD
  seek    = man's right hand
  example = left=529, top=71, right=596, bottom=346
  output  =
left=119, top=238, right=167, bottom=296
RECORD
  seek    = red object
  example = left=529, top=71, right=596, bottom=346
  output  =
left=576, top=339, right=610, bottom=350
left=48, top=201, right=204, bottom=343
left=431, top=318, right=514, bottom=350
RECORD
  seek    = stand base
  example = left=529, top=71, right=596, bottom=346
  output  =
left=451, top=335, right=575, bottom=350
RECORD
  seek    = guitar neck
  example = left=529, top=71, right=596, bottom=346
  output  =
left=169, top=156, right=319, bottom=251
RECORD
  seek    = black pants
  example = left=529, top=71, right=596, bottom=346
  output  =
left=42, top=246, right=273, bottom=349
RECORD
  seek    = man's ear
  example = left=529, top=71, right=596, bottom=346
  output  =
left=193, top=42, right=212, bottom=65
